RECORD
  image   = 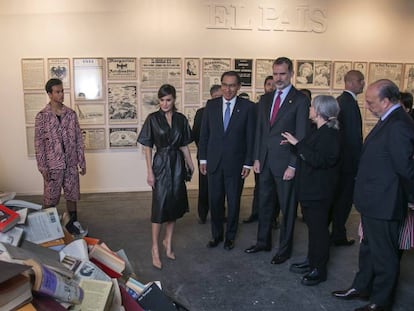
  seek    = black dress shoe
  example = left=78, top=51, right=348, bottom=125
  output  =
left=243, top=215, right=258, bottom=223
left=244, top=245, right=271, bottom=254
left=270, top=254, right=289, bottom=264
left=198, top=218, right=206, bottom=224
left=224, top=240, right=234, bottom=250
left=301, top=268, right=326, bottom=286
left=354, top=303, right=386, bottom=311
left=289, top=259, right=310, bottom=274
left=332, top=238, right=355, bottom=246
left=331, top=288, right=369, bottom=300
left=207, top=237, right=223, bottom=248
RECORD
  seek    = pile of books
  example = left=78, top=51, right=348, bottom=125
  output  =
left=0, top=192, right=188, bottom=311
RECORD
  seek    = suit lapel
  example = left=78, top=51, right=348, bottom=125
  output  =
left=212, top=98, right=225, bottom=133
left=225, top=97, right=241, bottom=134
left=263, top=92, right=274, bottom=131
left=363, top=110, right=395, bottom=148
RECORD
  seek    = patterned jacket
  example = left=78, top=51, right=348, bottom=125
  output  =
left=34, top=104, right=85, bottom=173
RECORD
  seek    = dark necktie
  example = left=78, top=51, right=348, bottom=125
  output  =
left=223, top=102, right=231, bottom=131
left=270, top=91, right=283, bottom=125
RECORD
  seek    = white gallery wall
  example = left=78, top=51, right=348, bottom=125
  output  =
left=0, top=0, right=414, bottom=195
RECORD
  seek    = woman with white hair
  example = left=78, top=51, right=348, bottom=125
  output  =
left=281, top=95, right=341, bottom=286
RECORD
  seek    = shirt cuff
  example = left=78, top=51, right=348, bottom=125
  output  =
left=200, top=160, right=207, bottom=164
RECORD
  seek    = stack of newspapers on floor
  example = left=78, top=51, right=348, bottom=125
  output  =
left=0, top=191, right=189, bottom=311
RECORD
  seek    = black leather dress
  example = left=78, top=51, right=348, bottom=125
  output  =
left=138, top=110, right=192, bottom=223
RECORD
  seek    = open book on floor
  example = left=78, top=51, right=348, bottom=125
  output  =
left=23, top=207, right=64, bottom=244
left=70, top=279, right=114, bottom=311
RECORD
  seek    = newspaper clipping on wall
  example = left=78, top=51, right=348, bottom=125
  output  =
left=21, top=58, right=45, bottom=90
left=24, top=93, right=47, bottom=124
left=234, top=59, right=253, bottom=87
left=107, top=57, right=137, bottom=80
left=48, top=58, right=71, bottom=88
left=109, top=128, right=138, bottom=148
left=184, top=58, right=200, bottom=80
left=81, top=128, right=106, bottom=150
left=73, top=58, right=104, bottom=101
left=140, top=58, right=182, bottom=89
left=368, top=63, right=403, bottom=88
left=333, top=61, right=352, bottom=89
left=108, top=83, right=137, bottom=124
left=202, top=58, right=231, bottom=100
left=75, top=103, right=105, bottom=125
left=255, top=59, right=273, bottom=90
left=184, top=82, right=200, bottom=106
left=403, top=63, right=414, bottom=93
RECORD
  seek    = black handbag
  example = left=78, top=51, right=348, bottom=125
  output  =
left=185, top=167, right=193, bottom=182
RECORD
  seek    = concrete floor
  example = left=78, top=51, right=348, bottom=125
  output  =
left=19, top=189, right=414, bottom=311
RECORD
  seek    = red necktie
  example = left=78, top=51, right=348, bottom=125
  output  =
left=270, top=91, right=282, bottom=125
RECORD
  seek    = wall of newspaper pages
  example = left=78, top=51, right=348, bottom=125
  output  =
left=21, top=57, right=414, bottom=155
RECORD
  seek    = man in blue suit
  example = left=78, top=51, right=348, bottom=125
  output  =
left=199, top=71, right=256, bottom=250
left=332, top=79, right=414, bottom=311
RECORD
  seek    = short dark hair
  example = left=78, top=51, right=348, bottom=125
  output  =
left=300, top=88, right=312, bottom=100
left=210, top=84, right=221, bottom=96
left=375, top=79, right=400, bottom=104
left=400, top=92, right=413, bottom=112
left=264, top=75, right=273, bottom=85
left=221, top=71, right=241, bottom=85
left=239, top=92, right=250, bottom=100
left=344, top=70, right=364, bottom=83
left=273, top=57, right=293, bottom=72
left=158, top=84, right=177, bottom=111
left=45, top=78, right=63, bottom=93
left=158, top=84, right=176, bottom=100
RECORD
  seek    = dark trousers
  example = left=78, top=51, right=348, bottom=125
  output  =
left=352, top=215, right=401, bottom=308
left=250, top=172, right=280, bottom=219
left=331, top=172, right=355, bottom=241
left=197, top=162, right=209, bottom=221
left=302, top=200, right=330, bottom=279
left=257, top=165, right=297, bottom=256
left=208, top=167, right=244, bottom=241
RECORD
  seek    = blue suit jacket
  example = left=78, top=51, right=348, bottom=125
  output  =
left=198, top=96, right=256, bottom=175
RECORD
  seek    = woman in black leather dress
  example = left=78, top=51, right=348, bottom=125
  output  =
left=138, top=84, right=194, bottom=269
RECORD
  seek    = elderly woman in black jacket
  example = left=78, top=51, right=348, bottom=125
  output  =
left=281, top=95, right=340, bottom=286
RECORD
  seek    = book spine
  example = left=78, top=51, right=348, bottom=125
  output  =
left=126, top=286, right=140, bottom=300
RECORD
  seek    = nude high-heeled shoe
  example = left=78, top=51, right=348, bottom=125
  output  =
left=151, top=248, right=162, bottom=269
left=162, top=240, right=176, bottom=260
